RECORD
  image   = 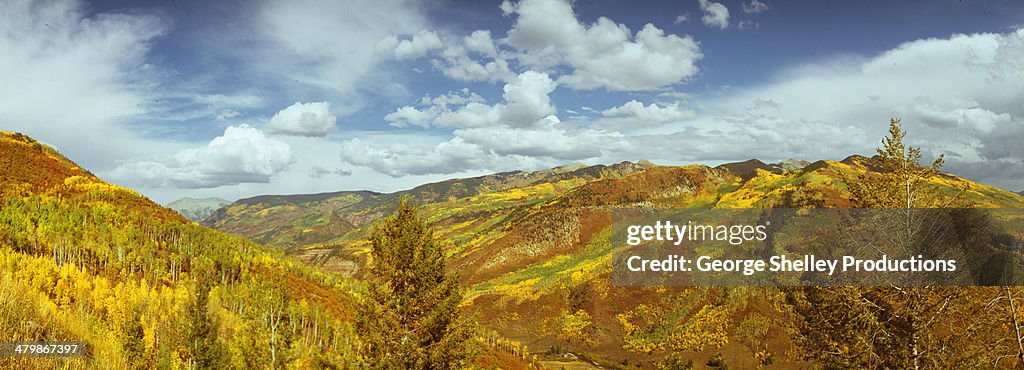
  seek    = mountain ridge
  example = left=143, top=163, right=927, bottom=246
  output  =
left=166, top=196, right=231, bottom=221
left=204, top=156, right=1024, bottom=279
left=1, top=131, right=98, bottom=193
left=0, top=131, right=368, bottom=368
left=199, top=154, right=1024, bottom=367
left=201, top=160, right=654, bottom=247
left=204, top=156, right=1024, bottom=254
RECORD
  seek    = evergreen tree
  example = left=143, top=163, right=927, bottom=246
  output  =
left=184, top=269, right=224, bottom=369
left=356, top=199, right=478, bottom=368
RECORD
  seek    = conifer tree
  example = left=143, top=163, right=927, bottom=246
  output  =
left=356, top=199, right=478, bottom=368
left=184, top=265, right=224, bottom=369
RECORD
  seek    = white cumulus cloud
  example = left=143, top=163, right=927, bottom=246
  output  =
left=375, top=30, right=443, bottom=60
left=385, top=71, right=556, bottom=128
left=599, top=100, right=695, bottom=126
left=698, top=0, right=730, bottom=29
left=110, top=125, right=294, bottom=188
left=432, top=45, right=516, bottom=83
left=339, top=137, right=494, bottom=177
left=502, top=0, right=703, bottom=91
left=454, top=115, right=619, bottom=160
left=264, top=101, right=337, bottom=137
left=500, top=70, right=558, bottom=126
left=464, top=30, right=499, bottom=57
left=339, top=116, right=621, bottom=177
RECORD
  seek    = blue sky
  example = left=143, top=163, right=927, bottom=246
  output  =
left=3, top=0, right=1024, bottom=203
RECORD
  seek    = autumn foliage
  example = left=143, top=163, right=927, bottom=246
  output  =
left=0, top=132, right=359, bottom=368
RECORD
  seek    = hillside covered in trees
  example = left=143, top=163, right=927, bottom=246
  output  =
left=5, top=121, right=1024, bottom=368
left=0, top=130, right=540, bottom=369
left=206, top=121, right=1024, bottom=368
left=0, top=131, right=442, bottom=368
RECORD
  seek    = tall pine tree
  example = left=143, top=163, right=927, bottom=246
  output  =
left=356, top=199, right=478, bottom=368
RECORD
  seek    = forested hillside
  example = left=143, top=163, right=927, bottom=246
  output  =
left=206, top=122, right=1024, bottom=368
left=0, top=131, right=361, bottom=368
left=7, top=122, right=1024, bottom=368
left=202, top=161, right=652, bottom=251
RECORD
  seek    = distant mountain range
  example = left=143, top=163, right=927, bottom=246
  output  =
left=205, top=155, right=1024, bottom=277
left=198, top=154, right=1024, bottom=366
left=201, top=158, right=818, bottom=252
left=166, top=196, right=231, bottom=221
left=202, top=160, right=653, bottom=249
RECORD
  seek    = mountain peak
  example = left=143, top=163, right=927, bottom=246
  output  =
left=775, top=158, right=811, bottom=171
left=715, top=158, right=811, bottom=174
left=167, top=196, right=231, bottom=204
left=715, top=159, right=774, bottom=178
left=552, top=162, right=586, bottom=173
left=167, top=197, right=232, bottom=221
